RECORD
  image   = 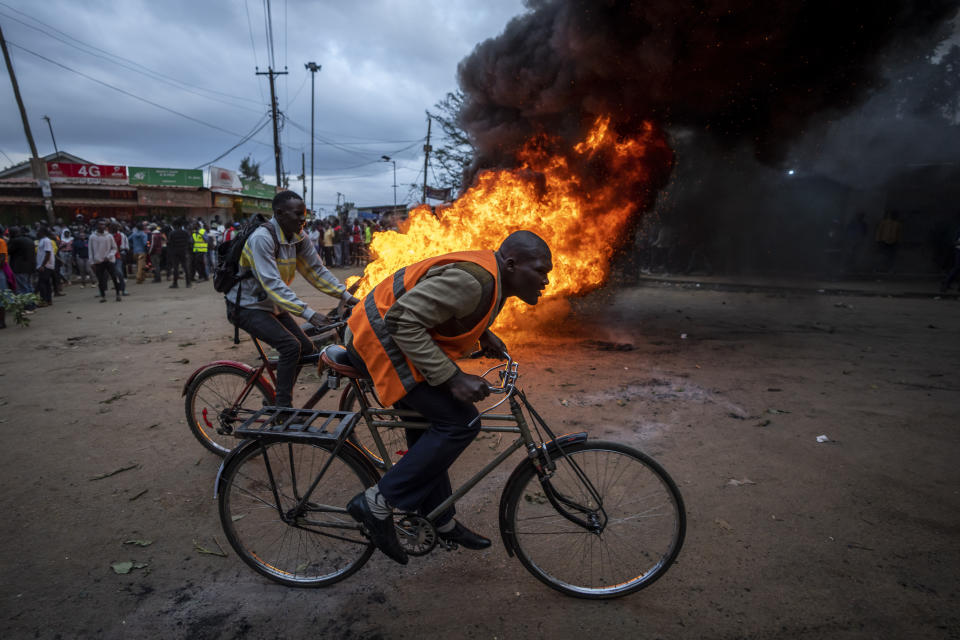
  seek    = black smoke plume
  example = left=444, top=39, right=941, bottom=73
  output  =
left=457, top=0, right=959, bottom=180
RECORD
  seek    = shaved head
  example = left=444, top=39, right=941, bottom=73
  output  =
left=496, top=230, right=552, bottom=305
left=497, top=230, right=551, bottom=262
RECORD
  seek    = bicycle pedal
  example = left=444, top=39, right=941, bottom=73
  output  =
left=437, top=539, right=458, bottom=551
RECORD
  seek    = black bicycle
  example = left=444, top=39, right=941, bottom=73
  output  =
left=214, top=347, right=686, bottom=599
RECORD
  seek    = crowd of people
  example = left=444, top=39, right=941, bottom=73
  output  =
left=0, top=213, right=386, bottom=329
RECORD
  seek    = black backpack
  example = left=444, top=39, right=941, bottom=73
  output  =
left=214, top=216, right=281, bottom=343
left=213, top=216, right=278, bottom=294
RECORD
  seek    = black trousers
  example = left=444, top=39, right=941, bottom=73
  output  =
left=93, top=261, right=120, bottom=297
left=36, top=267, right=55, bottom=303
left=375, top=382, right=481, bottom=527
left=192, top=252, right=208, bottom=280
left=227, top=303, right=315, bottom=406
left=170, top=251, right=191, bottom=285
left=151, top=252, right=163, bottom=281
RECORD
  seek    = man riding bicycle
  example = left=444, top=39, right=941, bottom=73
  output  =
left=341, top=230, right=552, bottom=564
left=226, top=190, right=358, bottom=407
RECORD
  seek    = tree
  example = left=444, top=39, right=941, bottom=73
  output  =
left=238, top=155, right=262, bottom=182
left=916, top=45, right=960, bottom=124
left=428, top=90, right=474, bottom=197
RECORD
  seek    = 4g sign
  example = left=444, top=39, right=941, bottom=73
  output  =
left=47, top=162, right=128, bottom=184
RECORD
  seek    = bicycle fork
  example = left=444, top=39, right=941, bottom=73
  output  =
left=512, top=395, right=608, bottom=535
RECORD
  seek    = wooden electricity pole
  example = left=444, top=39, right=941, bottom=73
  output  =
left=422, top=112, right=432, bottom=204
left=1, top=24, right=53, bottom=222
left=256, top=66, right=288, bottom=188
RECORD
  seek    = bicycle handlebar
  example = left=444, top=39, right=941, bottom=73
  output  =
left=467, top=349, right=517, bottom=395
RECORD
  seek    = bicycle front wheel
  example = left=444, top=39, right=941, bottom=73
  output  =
left=501, top=440, right=685, bottom=599
left=219, top=438, right=376, bottom=587
left=185, top=366, right=273, bottom=456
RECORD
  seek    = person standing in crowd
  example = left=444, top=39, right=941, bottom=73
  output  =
left=59, top=227, right=74, bottom=285
left=204, top=224, right=218, bottom=279
left=109, top=222, right=129, bottom=296
left=0, top=227, right=7, bottom=329
left=362, top=220, right=373, bottom=265
left=167, top=220, right=192, bottom=288
left=332, top=221, right=344, bottom=267
left=7, top=227, right=36, bottom=304
left=35, top=228, right=57, bottom=306
left=72, top=228, right=94, bottom=288
left=129, top=222, right=149, bottom=284
left=191, top=222, right=209, bottom=282
left=308, top=222, right=321, bottom=256
left=0, top=227, right=9, bottom=293
left=147, top=224, right=164, bottom=283
left=322, top=221, right=335, bottom=267
left=875, top=211, right=902, bottom=274
left=223, top=222, right=239, bottom=244
left=340, top=221, right=351, bottom=268
left=49, top=230, right=66, bottom=297
left=90, top=220, right=121, bottom=302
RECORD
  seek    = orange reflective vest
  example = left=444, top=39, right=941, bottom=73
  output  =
left=348, top=250, right=500, bottom=405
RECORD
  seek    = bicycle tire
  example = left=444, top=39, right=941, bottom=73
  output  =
left=219, top=438, right=376, bottom=587
left=341, top=382, right=408, bottom=469
left=184, top=365, right=273, bottom=456
left=501, top=440, right=685, bottom=599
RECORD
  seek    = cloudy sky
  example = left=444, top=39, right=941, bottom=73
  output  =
left=0, top=0, right=526, bottom=212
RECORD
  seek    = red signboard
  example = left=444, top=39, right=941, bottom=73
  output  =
left=47, top=162, right=128, bottom=184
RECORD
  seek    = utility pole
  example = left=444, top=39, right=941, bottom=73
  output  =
left=300, top=151, right=306, bottom=204
left=256, top=66, right=288, bottom=187
left=42, top=115, right=59, bottom=158
left=1, top=24, right=53, bottom=222
left=422, top=112, right=432, bottom=204
left=305, top=62, right=321, bottom=214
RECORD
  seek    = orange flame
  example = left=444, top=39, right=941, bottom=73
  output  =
left=351, top=117, right=672, bottom=334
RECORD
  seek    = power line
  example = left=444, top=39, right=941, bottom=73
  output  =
left=263, top=0, right=276, bottom=69
left=7, top=41, right=275, bottom=148
left=244, top=0, right=267, bottom=105
left=194, top=116, right=272, bottom=169
left=0, top=2, right=264, bottom=108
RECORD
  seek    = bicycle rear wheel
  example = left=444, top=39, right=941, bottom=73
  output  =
left=219, top=438, right=376, bottom=587
left=185, top=365, right=272, bottom=456
left=341, top=382, right=408, bottom=469
left=501, top=440, right=685, bottom=599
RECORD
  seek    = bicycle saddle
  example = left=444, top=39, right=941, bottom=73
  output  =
left=320, top=344, right=363, bottom=378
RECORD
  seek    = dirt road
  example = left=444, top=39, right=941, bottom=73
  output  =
left=1, top=274, right=957, bottom=639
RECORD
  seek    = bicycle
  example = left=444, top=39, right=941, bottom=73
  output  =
left=181, top=310, right=408, bottom=461
left=214, top=346, right=686, bottom=599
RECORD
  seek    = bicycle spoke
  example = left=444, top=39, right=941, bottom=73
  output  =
left=220, top=440, right=374, bottom=586
left=507, top=442, right=684, bottom=598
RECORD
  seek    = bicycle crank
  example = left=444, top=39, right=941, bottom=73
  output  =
left=395, top=513, right=437, bottom=556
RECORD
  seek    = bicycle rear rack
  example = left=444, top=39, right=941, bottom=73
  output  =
left=234, top=406, right=360, bottom=444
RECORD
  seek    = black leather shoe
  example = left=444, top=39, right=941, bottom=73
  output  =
left=346, top=493, right=408, bottom=565
left=438, top=521, right=491, bottom=550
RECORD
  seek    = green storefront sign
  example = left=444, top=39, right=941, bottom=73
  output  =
left=129, top=166, right=203, bottom=187
left=241, top=197, right=273, bottom=214
left=241, top=180, right=276, bottom=199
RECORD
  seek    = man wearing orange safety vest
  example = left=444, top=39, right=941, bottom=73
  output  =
left=344, top=230, right=552, bottom=564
